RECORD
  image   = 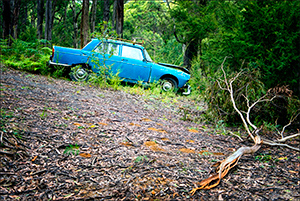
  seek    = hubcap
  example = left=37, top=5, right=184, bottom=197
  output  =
left=75, top=68, right=88, bottom=80
left=162, top=81, right=173, bottom=91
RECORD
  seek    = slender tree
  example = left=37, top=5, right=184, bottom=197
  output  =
left=45, top=0, right=52, bottom=41
left=2, top=0, right=11, bottom=40
left=115, top=0, right=124, bottom=37
left=90, top=0, right=97, bottom=34
left=80, top=0, right=89, bottom=48
left=70, top=0, right=81, bottom=48
left=12, top=0, right=20, bottom=39
left=103, top=0, right=110, bottom=23
left=37, top=0, right=44, bottom=39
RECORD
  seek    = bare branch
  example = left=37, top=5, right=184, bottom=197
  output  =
left=246, top=94, right=277, bottom=131
left=216, top=79, right=228, bottom=91
left=276, top=133, right=300, bottom=142
left=220, top=56, right=231, bottom=90
left=263, top=139, right=300, bottom=151
left=227, top=72, right=254, bottom=140
left=228, top=131, right=243, bottom=141
left=280, top=113, right=300, bottom=138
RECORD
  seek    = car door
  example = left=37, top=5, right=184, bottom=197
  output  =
left=89, top=42, right=121, bottom=75
left=119, top=45, right=151, bottom=82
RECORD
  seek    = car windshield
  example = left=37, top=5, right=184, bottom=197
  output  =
left=144, top=49, right=152, bottom=62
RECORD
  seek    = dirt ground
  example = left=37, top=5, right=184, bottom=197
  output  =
left=0, top=67, right=299, bottom=200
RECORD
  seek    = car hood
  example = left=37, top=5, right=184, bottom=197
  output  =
left=157, top=63, right=190, bottom=74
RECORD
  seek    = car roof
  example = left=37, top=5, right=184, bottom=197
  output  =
left=92, top=38, right=144, bottom=50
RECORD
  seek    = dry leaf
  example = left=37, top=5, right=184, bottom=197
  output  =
left=179, top=148, right=196, bottom=153
left=144, top=141, right=157, bottom=146
left=289, top=170, right=298, bottom=174
left=161, top=138, right=169, bottom=141
left=129, top=123, right=141, bottom=127
left=150, top=146, right=166, bottom=152
left=31, top=155, right=38, bottom=162
left=120, top=142, right=134, bottom=146
left=79, top=153, right=92, bottom=158
left=98, top=122, right=108, bottom=126
left=188, top=129, right=199, bottom=133
left=73, top=122, right=81, bottom=126
left=148, top=127, right=166, bottom=133
left=144, top=141, right=166, bottom=152
left=142, top=118, right=151, bottom=122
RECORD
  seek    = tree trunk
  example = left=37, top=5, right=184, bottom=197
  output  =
left=64, top=1, right=68, bottom=27
left=12, top=0, right=20, bottom=39
left=103, top=0, right=110, bottom=23
left=80, top=0, right=89, bottom=48
left=19, top=1, right=28, bottom=32
left=112, top=0, right=117, bottom=31
left=45, top=0, right=52, bottom=42
left=183, top=40, right=198, bottom=69
left=2, top=0, right=11, bottom=41
left=115, top=0, right=123, bottom=38
left=71, top=0, right=81, bottom=48
left=90, top=0, right=97, bottom=34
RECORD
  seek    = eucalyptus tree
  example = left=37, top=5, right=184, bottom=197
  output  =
left=166, top=0, right=217, bottom=69
left=124, top=1, right=182, bottom=64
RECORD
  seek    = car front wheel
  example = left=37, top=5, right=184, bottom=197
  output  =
left=161, top=77, right=178, bottom=92
left=70, top=64, right=90, bottom=82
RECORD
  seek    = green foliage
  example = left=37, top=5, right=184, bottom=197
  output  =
left=201, top=0, right=300, bottom=97
left=124, top=1, right=183, bottom=65
left=0, top=37, right=63, bottom=77
left=134, top=155, right=148, bottom=163
left=203, top=60, right=300, bottom=129
left=204, top=65, right=265, bottom=125
left=63, top=144, right=80, bottom=156
left=255, top=153, right=273, bottom=163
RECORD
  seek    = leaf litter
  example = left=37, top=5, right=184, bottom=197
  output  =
left=0, top=67, right=299, bottom=200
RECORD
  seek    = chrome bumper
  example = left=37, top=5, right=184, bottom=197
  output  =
left=182, top=84, right=191, bottom=95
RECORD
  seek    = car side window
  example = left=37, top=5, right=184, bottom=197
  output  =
left=122, top=46, right=143, bottom=61
left=95, top=42, right=119, bottom=56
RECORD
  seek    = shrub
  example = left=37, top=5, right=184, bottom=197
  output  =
left=203, top=64, right=300, bottom=129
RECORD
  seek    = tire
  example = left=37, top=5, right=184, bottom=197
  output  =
left=70, top=64, right=90, bottom=82
left=161, top=77, right=178, bottom=92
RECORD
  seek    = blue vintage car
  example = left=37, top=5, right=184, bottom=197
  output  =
left=48, top=38, right=190, bottom=94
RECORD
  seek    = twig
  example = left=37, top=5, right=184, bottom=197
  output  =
left=91, top=156, right=97, bottom=166
left=30, top=169, right=47, bottom=176
left=0, top=150, right=14, bottom=155
left=277, top=133, right=300, bottom=142
left=227, top=131, right=243, bottom=141
left=0, top=171, right=15, bottom=175
left=279, top=112, right=300, bottom=138
left=263, top=139, right=300, bottom=151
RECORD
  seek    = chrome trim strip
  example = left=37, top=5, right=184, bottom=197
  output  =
left=48, top=60, right=71, bottom=67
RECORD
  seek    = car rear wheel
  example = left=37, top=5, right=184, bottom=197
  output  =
left=70, top=64, right=90, bottom=82
left=161, top=77, right=178, bottom=92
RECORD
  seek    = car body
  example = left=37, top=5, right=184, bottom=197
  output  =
left=48, top=38, right=191, bottom=94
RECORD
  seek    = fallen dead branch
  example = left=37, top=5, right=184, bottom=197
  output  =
left=191, top=57, right=299, bottom=194
left=191, top=136, right=262, bottom=194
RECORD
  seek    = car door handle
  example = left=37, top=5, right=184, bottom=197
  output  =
left=122, top=59, right=128, bottom=61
